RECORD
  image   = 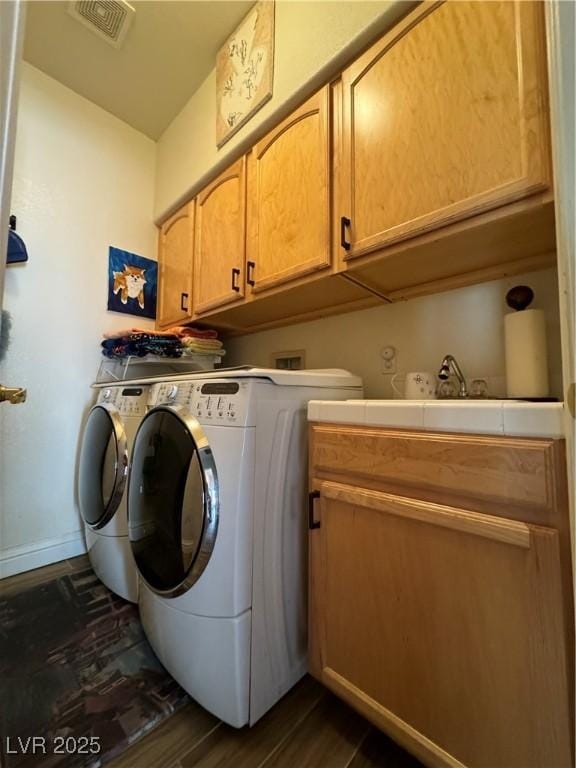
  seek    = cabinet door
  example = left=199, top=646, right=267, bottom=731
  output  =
left=340, top=1, right=550, bottom=261
left=309, top=481, right=572, bottom=768
left=157, top=202, right=194, bottom=328
left=193, top=157, right=246, bottom=315
left=247, top=87, right=331, bottom=293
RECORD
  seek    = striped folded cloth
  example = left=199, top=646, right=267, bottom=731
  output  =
left=181, top=347, right=226, bottom=359
left=101, top=336, right=182, bottom=359
left=181, top=338, right=223, bottom=351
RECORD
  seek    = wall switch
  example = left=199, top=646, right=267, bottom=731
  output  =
left=381, top=345, right=397, bottom=374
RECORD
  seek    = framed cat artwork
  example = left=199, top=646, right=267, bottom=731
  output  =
left=107, top=247, right=157, bottom=319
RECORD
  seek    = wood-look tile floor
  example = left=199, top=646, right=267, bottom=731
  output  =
left=0, top=553, right=92, bottom=599
left=1, top=557, right=423, bottom=768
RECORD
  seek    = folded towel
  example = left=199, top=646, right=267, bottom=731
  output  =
left=181, top=348, right=226, bottom=359
left=103, top=328, right=136, bottom=340
left=167, top=326, right=219, bottom=339
left=103, top=326, right=219, bottom=341
left=181, top=337, right=223, bottom=351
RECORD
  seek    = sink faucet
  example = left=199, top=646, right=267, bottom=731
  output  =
left=438, top=355, right=468, bottom=398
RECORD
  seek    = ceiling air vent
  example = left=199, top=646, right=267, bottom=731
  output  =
left=67, top=1, right=135, bottom=49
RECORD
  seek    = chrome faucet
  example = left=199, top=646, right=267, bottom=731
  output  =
left=438, top=355, right=468, bottom=398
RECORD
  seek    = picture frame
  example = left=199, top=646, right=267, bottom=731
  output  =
left=107, top=247, right=157, bottom=320
left=216, top=1, right=275, bottom=148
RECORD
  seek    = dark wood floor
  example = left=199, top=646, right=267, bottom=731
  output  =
left=1, top=557, right=422, bottom=768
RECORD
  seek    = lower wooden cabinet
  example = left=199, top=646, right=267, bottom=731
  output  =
left=309, top=426, right=574, bottom=768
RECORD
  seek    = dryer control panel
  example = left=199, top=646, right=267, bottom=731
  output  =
left=149, top=379, right=253, bottom=426
left=193, top=381, right=242, bottom=423
left=98, top=386, right=148, bottom=416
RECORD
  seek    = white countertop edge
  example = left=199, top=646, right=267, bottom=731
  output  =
left=307, top=400, right=565, bottom=439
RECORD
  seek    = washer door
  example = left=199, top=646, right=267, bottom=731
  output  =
left=78, top=404, right=128, bottom=530
left=128, top=405, right=219, bottom=598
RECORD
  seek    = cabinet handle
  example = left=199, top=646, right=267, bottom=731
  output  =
left=181, top=292, right=189, bottom=312
left=231, top=268, right=241, bottom=292
left=340, top=216, right=351, bottom=251
left=247, top=261, right=256, bottom=286
left=308, top=490, right=321, bottom=530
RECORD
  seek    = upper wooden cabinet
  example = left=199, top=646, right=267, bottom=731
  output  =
left=339, top=0, right=551, bottom=261
left=193, top=157, right=247, bottom=316
left=157, top=202, right=194, bottom=328
left=155, top=1, right=556, bottom=332
left=246, top=87, right=331, bottom=293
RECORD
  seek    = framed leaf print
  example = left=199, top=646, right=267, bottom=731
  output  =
left=216, top=1, right=275, bottom=147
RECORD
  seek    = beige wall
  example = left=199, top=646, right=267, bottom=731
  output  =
left=0, top=63, right=156, bottom=572
left=155, top=0, right=411, bottom=219
left=226, top=268, right=563, bottom=400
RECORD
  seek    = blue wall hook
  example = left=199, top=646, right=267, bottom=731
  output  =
left=7, top=215, right=28, bottom=264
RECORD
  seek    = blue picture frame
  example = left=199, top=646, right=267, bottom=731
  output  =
left=107, top=247, right=157, bottom=320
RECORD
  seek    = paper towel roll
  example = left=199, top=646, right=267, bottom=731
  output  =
left=505, top=309, right=549, bottom=398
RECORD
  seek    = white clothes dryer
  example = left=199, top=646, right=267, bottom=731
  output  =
left=78, top=384, right=149, bottom=602
left=126, top=368, right=363, bottom=727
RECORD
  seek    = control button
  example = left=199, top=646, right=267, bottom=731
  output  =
left=103, top=389, right=112, bottom=401
left=167, top=385, right=178, bottom=401
left=207, top=411, right=212, bottom=417
left=217, top=411, right=223, bottom=418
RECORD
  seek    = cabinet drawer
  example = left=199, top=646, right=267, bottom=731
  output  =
left=309, top=424, right=565, bottom=524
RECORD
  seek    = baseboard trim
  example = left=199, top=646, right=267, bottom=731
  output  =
left=0, top=530, right=87, bottom=580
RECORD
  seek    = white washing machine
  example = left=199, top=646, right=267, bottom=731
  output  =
left=126, top=368, right=363, bottom=727
left=77, top=383, right=149, bottom=603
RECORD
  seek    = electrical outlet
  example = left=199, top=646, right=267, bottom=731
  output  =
left=381, top=345, right=397, bottom=374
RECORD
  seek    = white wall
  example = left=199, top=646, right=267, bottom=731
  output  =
left=155, top=0, right=410, bottom=219
left=227, top=268, right=563, bottom=400
left=0, top=63, right=157, bottom=575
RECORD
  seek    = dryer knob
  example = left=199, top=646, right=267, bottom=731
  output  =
left=103, top=389, right=112, bottom=401
left=167, top=385, right=178, bottom=401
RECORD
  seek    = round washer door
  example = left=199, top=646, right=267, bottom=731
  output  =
left=78, top=403, right=128, bottom=530
left=128, top=404, right=219, bottom=598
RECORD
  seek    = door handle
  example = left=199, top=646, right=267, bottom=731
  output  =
left=231, top=268, right=241, bottom=292
left=0, top=385, right=27, bottom=404
left=340, top=216, right=351, bottom=251
left=308, top=490, right=321, bottom=529
left=247, top=261, right=256, bottom=287
left=181, top=292, right=189, bottom=312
